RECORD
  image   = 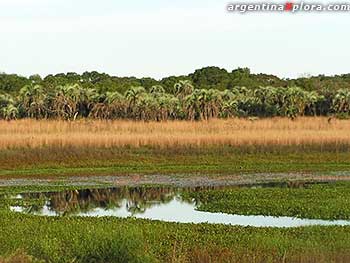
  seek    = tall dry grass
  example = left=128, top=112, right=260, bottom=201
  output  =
left=0, top=117, right=349, bottom=150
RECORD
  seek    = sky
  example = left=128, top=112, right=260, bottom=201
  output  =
left=0, top=0, right=349, bottom=79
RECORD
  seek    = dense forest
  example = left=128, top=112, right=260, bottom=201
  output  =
left=1, top=66, right=350, bottom=120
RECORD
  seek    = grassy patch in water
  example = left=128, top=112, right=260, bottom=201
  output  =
left=187, top=182, right=350, bottom=220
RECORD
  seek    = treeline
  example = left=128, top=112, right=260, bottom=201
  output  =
left=2, top=67, right=350, bottom=94
left=0, top=67, right=350, bottom=120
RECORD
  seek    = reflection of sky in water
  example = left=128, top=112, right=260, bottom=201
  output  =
left=10, top=195, right=350, bottom=228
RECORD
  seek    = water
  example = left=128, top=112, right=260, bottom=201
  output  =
left=10, top=184, right=350, bottom=228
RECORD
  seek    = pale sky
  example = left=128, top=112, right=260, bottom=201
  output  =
left=0, top=0, right=349, bottom=79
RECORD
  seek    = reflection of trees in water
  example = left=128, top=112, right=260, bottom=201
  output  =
left=18, top=186, right=226, bottom=215
left=19, top=183, right=307, bottom=216
left=19, top=187, right=195, bottom=215
left=124, top=187, right=175, bottom=215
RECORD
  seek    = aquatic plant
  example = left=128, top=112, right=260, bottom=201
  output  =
left=187, top=182, right=350, bottom=220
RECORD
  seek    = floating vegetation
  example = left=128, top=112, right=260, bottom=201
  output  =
left=8, top=182, right=350, bottom=226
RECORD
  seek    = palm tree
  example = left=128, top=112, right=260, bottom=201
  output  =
left=1, top=104, right=18, bottom=120
left=289, top=87, right=308, bottom=116
left=332, top=89, right=350, bottom=114
left=194, top=89, right=223, bottom=120
left=221, top=100, right=239, bottom=118
left=174, top=80, right=194, bottom=99
left=90, top=91, right=126, bottom=119
left=19, top=84, right=48, bottom=118
left=155, top=94, right=176, bottom=121
left=220, top=89, right=236, bottom=101
left=75, top=87, right=100, bottom=117
left=184, top=90, right=202, bottom=120
left=135, top=94, right=159, bottom=120
left=3, top=79, right=344, bottom=121
left=51, top=84, right=98, bottom=119
left=149, top=85, right=165, bottom=96
left=125, top=86, right=146, bottom=117
left=305, top=91, right=323, bottom=116
left=278, top=87, right=307, bottom=118
left=0, top=94, right=15, bottom=108
left=52, top=85, right=78, bottom=119
left=206, top=89, right=223, bottom=119
left=125, top=86, right=146, bottom=104
left=166, top=96, right=183, bottom=120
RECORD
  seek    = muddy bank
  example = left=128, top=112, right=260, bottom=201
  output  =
left=1, top=172, right=350, bottom=188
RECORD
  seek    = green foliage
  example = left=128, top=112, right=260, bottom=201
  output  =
left=332, top=89, right=350, bottom=114
left=1, top=67, right=350, bottom=120
left=1, top=186, right=350, bottom=262
left=186, top=182, right=350, bottom=220
left=0, top=73, right=30, bottom=94
left=0, top=212, right=156, bottom=263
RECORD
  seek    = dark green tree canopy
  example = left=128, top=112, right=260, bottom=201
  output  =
left=2, top=67, right=350, bottom=95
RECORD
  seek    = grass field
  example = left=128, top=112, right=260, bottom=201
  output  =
left=1, top=118, right=350, bottom=178
left=2, top=211, right=350, bottom=263
left=2, top=184, right=350, bottom=263
left=1, top=146, right=350, bottom=177
left=1, top=118, right=350, bottom=262
left=1, top=117, right=350, bottom=149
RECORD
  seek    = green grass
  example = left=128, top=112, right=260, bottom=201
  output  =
left=1, top=184, right=350, bottom=262
left=2, top=210, right=350, bottom=263
left=1, top=146, right=350, bottom=177
left=1, top=145, right=350, bottom=262
left=186, top=182, right=350, bottom=220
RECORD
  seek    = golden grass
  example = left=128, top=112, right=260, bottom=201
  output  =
left=0, top=117, right=350, bottom=149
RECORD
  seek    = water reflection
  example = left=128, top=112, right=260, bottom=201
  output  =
left=12, top=186, right=205, bottom=216
left=10, top=183, right=350, bottom=228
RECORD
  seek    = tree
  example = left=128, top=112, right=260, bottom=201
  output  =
left=0, top=94, right=18, bottom=120
left=332, top=89, right=350, bottom=114
left=19, top=84, right=48, bottom=118
left=125, top=86, right=146, bottom=117
left=190, top=66, right=231, bottom=90
left=174, top=80, right=194, bottom=99
left=149, top=85, right=165, bottom=96
left=1, top=104, right=18, bottom=120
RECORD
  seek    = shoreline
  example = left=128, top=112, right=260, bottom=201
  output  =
left=1, top=172, right=350, bottom=188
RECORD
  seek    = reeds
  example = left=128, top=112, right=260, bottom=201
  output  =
left=0, top=117, right=349, bottom=150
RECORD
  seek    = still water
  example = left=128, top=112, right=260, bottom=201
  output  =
left=10, top=184, right=350, bottom=228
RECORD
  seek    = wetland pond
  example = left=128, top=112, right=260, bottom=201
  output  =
left=10, top=182, right=350, bottom=228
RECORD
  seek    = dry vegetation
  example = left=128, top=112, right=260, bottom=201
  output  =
left=0, top=117, right=349, bottom=150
